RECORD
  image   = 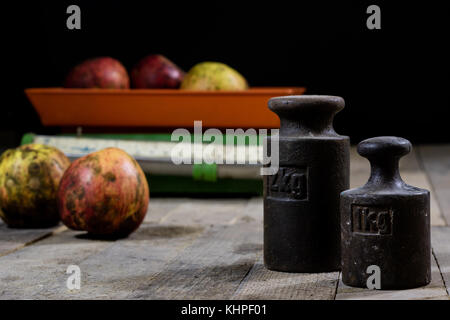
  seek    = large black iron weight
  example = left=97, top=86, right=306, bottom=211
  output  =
left=263, top=95, right=350, bottom=272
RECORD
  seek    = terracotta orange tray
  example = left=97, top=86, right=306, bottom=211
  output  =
left=25, top=87, right=306, bottom=128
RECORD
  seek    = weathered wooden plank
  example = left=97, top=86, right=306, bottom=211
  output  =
left=231, top=255, right=339, bottom=300
left=402, top=149, right=446, bottom=226
left=37, top=222, right=205, bottom=299
left=350, top=146, right=446, bottom=226
left=417, top=145, right=450, bottom=226
left=0, top=228, right=116, bottom=299
left=0, top=197, right=175, bottom=259
left=0, top=222, right=66, bottom=258
left=335, top=227, right=449, bottom=300
left=40, top=198, right=252, bottom=299
left=127, top=198, right=262, bottom=299
left=4, top=198, right=254, bottom=299
left=0, top=198, right=181, bottom=299
left=431, top=226, right=450, bottom=295
left=0, top=192, right=447, bottom=300
left=144, top=197, right=189, bottom=223
left=158, top=198, right=252, bottom=226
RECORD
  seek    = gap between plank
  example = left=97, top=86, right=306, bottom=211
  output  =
left=432, top=248, right=449, bottom=296
left=0, top=225, right=67, bottom=258
left=333, top=271, right=341, bottom=300
left=232, top=252, right=261, bottom=296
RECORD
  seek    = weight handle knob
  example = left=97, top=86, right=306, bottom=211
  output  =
left=268, top=95, right=344, bottom=136
left=357, top=136, right=412, bottom=188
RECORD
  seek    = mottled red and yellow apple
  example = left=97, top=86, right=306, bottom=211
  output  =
left=58, top=148, right=149, bottom=237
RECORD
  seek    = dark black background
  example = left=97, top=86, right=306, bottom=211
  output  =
left=1, top=1, right=449, bottom=151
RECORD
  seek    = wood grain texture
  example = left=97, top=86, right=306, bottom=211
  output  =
left=59, top=198, right=251, bottom=299
left=0, top=197, right=179, bottom=260
left=417, top=145, right=450, bottom=226
left=431, top=226, right=450, bottom=295
left=0, top=198, right=255, bottom=299
left=39, top=222, right=205, bottom=299
left=231, top=255, right=339, bottom=300
left=144, top=198, right=189, bottom=223
left=350, top=146, right=446, bottom=226
left=0, top=222, right=66, bottom=258
left=0, top=198, right=186, bottom=299
left=128, top=198, right=262, bottom=299
left=157, top=198, right=251, bottom=226
left=0, top=228, right=115, bottom=299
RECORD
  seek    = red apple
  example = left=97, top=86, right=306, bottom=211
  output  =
left=64, top=57, right=130, bottom=89
left=57, top=148, right=149, bottom=237
left=131, top=54, right=185, bottom=89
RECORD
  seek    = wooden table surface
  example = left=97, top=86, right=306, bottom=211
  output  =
left=0, top=145, right=449, bottom=300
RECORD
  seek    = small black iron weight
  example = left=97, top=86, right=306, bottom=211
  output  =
left=340, top=136, right=431, bottom=289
